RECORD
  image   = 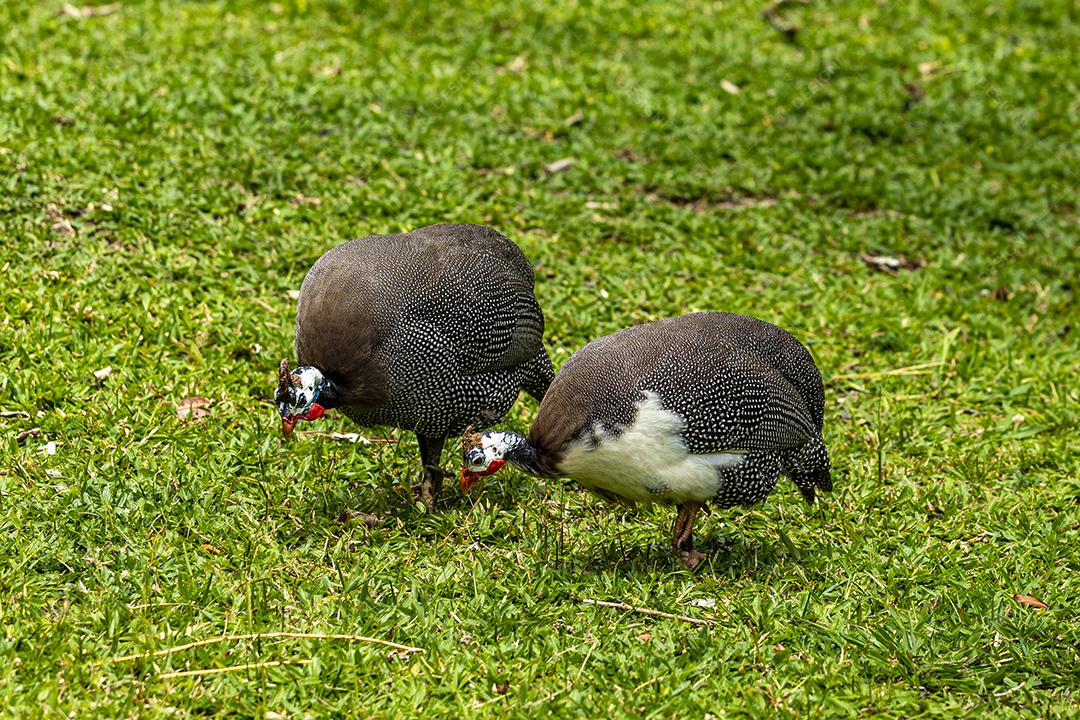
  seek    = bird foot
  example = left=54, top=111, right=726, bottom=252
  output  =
left=411, top=483, right=437, bottom=512
left=679, top=549, right=707, bottom=570
left=335, top=508, right=382, bottom=527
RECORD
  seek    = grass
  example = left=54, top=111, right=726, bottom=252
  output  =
left=1, top=0, right=1078, bottom=716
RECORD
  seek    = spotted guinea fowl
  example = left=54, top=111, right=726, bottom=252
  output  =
left=459, top=312, right=831, bottom=568
left=275, top=223, right=554, bottom=509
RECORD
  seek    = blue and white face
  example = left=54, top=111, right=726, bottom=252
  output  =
left=460, top=431, right=516, bottom=490
left=275, top=365, right=327, bottom=438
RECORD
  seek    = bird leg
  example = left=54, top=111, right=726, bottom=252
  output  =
left=672, top=501, right=706, bottom=569
left=415, top=434, right=445, bottom=512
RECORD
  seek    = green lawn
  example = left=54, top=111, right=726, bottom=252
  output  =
left=1, top=0, right=1078, bottom=716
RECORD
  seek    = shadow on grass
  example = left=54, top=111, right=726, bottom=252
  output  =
left=572, top=533, right=794, bottom=576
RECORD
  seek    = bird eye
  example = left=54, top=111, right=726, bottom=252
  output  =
left=467, top=450, right=485, bottom=468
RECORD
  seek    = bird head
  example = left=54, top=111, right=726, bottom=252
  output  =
left=459, top=427, right=514, bottom=491
left=275, top=359, right=328, bottom=439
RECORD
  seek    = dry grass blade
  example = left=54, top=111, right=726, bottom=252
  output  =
left=831, top=361, right=944, bottom=381
left=159, top=658, right=312, bottom=680
left=106, top=632, right=424, bottom=664
left=580, top=599, right=714, bottom=626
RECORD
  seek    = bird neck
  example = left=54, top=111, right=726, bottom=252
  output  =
left=501, top=432, right=560, bottom=479
left=312, top=374, right=342, bottom=409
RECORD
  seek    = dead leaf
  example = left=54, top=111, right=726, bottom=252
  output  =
left=176, top=396, right=211, bottom=421
left=507, top=55, right=527, bottom=74
left=1013, top=594, right=1047, bottom=610
left=563, top=110, right=584, bottom=127
left=45, top=204, right=75, bottom=237
left=336, top=509, right=382, bottom=527
left=492, top=681, right=510, bottom=695
left=43, top=441, right=57, bottom=456
left=859, top=253, right=926, bottom=274
left=287, top=289, right=301, bottom=300
left=636, top=632, right=653, bottom=642
left=720, top=79, right=741, bottom=95
left=358, top=512, right=382, bottom=528
left=52, top=116, right=75, bottom=126
left=15, top=427, right=41, bottom=443
left=93, top=366, right=112, bottom=382
left=688, top=598, right=717, bottom=608
left=199, top=543, right=222, bottom=555
left=917, top=61, right=938, bottom=79
left=0, top=410, right=31, bottom=418
left=543, top=158, right=576, bottom=174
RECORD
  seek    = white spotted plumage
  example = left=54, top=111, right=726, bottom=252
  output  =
left=285, top=223, right=555, bottom=508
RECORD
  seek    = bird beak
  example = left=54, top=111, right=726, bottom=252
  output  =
left=282, top=415, right=297, bottom=439
left=459, top=467, right=479, bottom=492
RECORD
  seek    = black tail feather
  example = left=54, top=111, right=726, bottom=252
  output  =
left=784, top=438, right=832, bottom=505
left=791, top=465, right=832, bottom=504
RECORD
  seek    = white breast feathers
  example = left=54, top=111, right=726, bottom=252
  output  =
left=558, top=392, right=744, bottom=504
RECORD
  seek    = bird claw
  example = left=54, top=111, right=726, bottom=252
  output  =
left=411, top=482, right=437, bottom=512
left=679, top=549, right=707, bottom=570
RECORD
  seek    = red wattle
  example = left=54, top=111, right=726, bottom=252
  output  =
left=303, top=403, right=325, bottom=421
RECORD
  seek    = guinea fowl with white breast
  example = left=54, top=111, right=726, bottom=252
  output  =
left=275, top=223, right=554, bottom=509
left=459, top=312, right=832, bottom=568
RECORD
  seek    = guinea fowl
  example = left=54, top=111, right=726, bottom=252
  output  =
left=275, top=223, right=554, bottom=509
left=459, top=312, right=831, bottom=568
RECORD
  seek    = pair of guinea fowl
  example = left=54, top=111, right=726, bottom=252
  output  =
left=275, top=223, right=832, bottom=568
